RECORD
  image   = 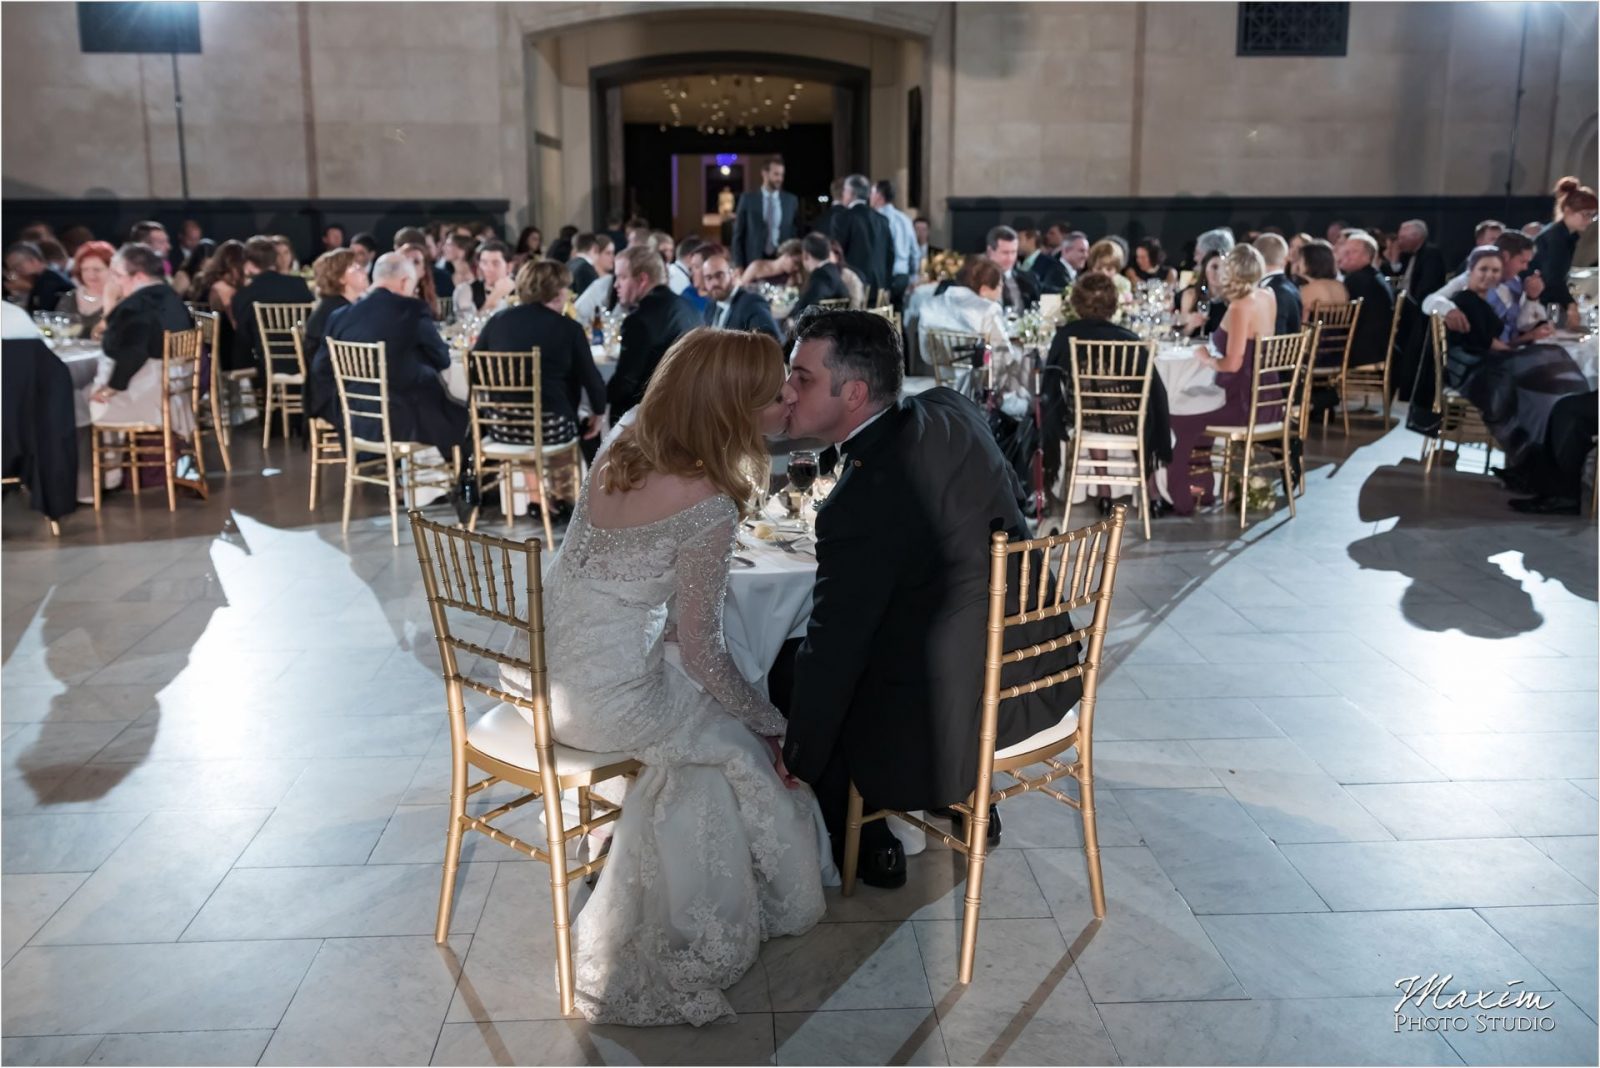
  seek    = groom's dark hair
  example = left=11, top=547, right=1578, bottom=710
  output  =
left=791, top=309, right=902, bottom=405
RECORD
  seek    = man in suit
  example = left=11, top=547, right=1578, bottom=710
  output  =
left=731, top=156, right=799, bottom=269
left=566, top=233, right=613, bottom=300
left=1385, top=219, right=1448, bottom=304
left=2, top=242, right=74, bottom=314
left=606, top=246, right=701, bottom=422
left=987, top=225, right=1039, bottom=311
left=1030, top=228, right=1084, bottom=295
left=872, top=178, right=921, bottom=310
left=832, top=174, right=889, bottom=301
left=773, top=310, right=1081, bottom=886
left=700, top=248, right=781, bottom=341
left=1253, top=234, right=1303, bottom=335
left=1333, top=230, right=1395, bottom=408
left=789, top=233, right=850, bottom=318
left=230, top=236, right=313, bottom=378
left=914, top=217, right=942, bottom=266
left=316, top=252, right=468, bottom=459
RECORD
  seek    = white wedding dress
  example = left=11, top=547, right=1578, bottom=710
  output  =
left=505, top=455, right=832, bottom=1027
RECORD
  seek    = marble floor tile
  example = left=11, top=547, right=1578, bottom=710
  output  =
left=1440, top=992, right=1598, bottom=1066
left=1185, top=738, right=1394, bottom=844
left=1092, top=697, right=1284, bottom=742
left=1458, top=779, right=1600, bottom=837
left=1, top=940, right=320, bottom=1036
left=0, top=812, right=147, bottom=875
left=821, top=848, right=1050, bottom=925
left=233, top=755, right=423, bottom=868
left=0, top=1035, right=103, bottom=1066
left=37, top=756, right=309, bottom=812
left=1280, top=839, right=1595, bottom=911
left=774, top=1008, right=947, bottom=1066
left=260, top=936, right=469, bottom=1066
left=993, top=787, right=1143, bottom=849
left=1398, top=732, right=1599, bottom=782
left=1122, top=662, right=1338, bottom=700
left=1090, top=740, right=1222, bottom=790
left=913, top=918, right=1120, bottom=1065
left=1526, top=836, right=1599, bottom=893
left=763, top=922, right=933, bottom=1013
left=1, top=873, right=88, bottom=964
left=1476, top=905, right=1599, bottom=1023
left=1344, top=782, right=1521, bottom=840
left=430, top=1014, right=777, bottom=1066
left=1027, top=846, right=1244, bottom=1003
left=85, top=1029, right=273, bottom=1066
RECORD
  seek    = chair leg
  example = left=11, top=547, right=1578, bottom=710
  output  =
left=280, top=390, right=292, bottom=443
left=1341, top=379, right=1352, bottom=436
left=537, top=460, right=556, bottom=548
left=1063, top=440, right=1080, bottom=524
left=308, top=431, right=320, bottom=511
left=435, top=743, right=468, bottom=944
left=505, top=461, right=517, bottom=531
left=841, top=784, right=864, bottom=897
left=91, top=430, right=103, bottom=511
left=957, top=791, right=993, bottom=985
left=262, top=382, right=274, bottom=449
left=1078, top=764, right=1107, bottom=920
left=540, top=772, right=578, bottom=1017
left=48, top=519, right=61, bottom=537
left=385, top=453, right=401, bottom=547
left=127, top=434, right=140, bottom=497
left=210, top=388, right=233, bottom=473
left=341, top=454, right=356, bottom=535
left=1282, top=432, right=1297, bottom=520
left=1136, top=445, right=1151, bottom=541
left=1239, top=440, right=1250, bottom=530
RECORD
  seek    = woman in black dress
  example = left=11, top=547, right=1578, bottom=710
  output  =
left=303, top=249, right=369, bottom=424
left=1174, top=250, right=1226, bottom=338
left=1528, top=180, right=1597, bottom=328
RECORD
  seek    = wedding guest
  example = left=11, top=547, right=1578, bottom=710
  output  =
left=472, top=258, right=606, bottom=455
left=37, top=239, right=71, bottom=275
left=789, top=233, right=849, bottom=317
left=741, top=238, right=805, bottom=290
left=917, top=255, right=1013, bottom=375
left=1127, top=238, right=1177, bottom=287
left=605, top=246, right=700, bottom=421
left=1157, top=243, right=1277, bottom=515
left=1325, top=219, right=1349, bottom=244
left=350, top=232, right=380, bottom=275
left=730, top=156, right=798, bottom=270
left=1016, top=227, right=1040, bottom=273
left=1334, top=231, right=1395, bottom=367
left=776, top=310, right=1083, bottom=882
left=1423, top=231, right=1545, bottom=337
left=546, top=225, right=578, bottom=265
left=651, top=231, right=676, bottom=265
left=58, top=240, right=116, bottom=338
left=1176, top=250, right=1228, bottom=338
left=1195, top=227, right=1235, bottom=262
left=872, top=178, right=920, bottom=309
left=1385, top=220, right=1447, bottom=305
left=300, top=249, right=370, bottom=425
left=1287, top=232, right=1314, bottom=280
left=231, top=236, right=313, bottom=377
left=1253, top=233, right=1301, bottom=334
left=830, top=239, right=868, bottom=310
left=87, top=243, right=193, bottom=427
left=4, top=241, right=74, bottom=313
left=1528, top=181, right=1597, bottom=328
left=395, top=226, right=452, bottom=297
left=398, top=243, right=443, bottom=319
left=665, top=235, right=699, bottom=297
left=318, top=252, right=468, bottom=459
left=441, top=233, right=475, bottom=292
left=194, top=239, right=249, bottom=371
left=1297, top=240, right=1349, bottom=314
left=567, top=233, right=612, bottom=296
left=452, top=240, right=514, bottom=317
left=833, top=174, right=891, bottom=301
left=513, top=226, right=542, bottom=265
left=171, top=239, right=214, bottom=299
left=914, top=217, right=941, bottom=263
left=320, top=224, right=347, bottom=254
left=1086, top=239, right=1133, bottom=307
left=128, top=221, right=171, bottom=269
left=987, top=225, right=1039, bottom=311
left=700, top=249, right=780, bottom=341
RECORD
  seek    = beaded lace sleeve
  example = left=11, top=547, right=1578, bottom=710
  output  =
left=674, top=504, right=788, bottom=737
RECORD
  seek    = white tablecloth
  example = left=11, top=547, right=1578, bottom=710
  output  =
left=1553, top=332, right=1598, bottom=389
left=1154, top=343, right=1225, bottom=416
left=725, top=534, right=816, bottom=684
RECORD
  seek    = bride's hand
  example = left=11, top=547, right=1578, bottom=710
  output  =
left=762, top=735, right=800, bottom=789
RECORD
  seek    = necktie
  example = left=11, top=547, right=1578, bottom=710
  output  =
left=716, top=302, right=731, bottom=328
left=764, top=193, right=778, bottom=254
left=1006, top=272, right=1021, bottom=308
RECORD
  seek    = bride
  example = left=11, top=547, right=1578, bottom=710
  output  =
left=514, top=326, right=831, bottom=1027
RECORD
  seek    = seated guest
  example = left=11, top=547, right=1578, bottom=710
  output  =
left=1086, top=239, right=1133, bottom=301
left=472, top=259, right=606, bottom=454
left=666, top=235, right=700, bottom=296
left=399, top=243, right=442, bottom=319
left=511, top=225, right=542, bottom=269
left=916, top=255, right=1014, bottom=377
left=320, top=224, right=347, bottom=255
left=1286, top=232, right=1314, bottom=281
left=1194, top=227, right=1236, bottom=263
left=673, top=238, right=712, bottom=315
left=741, top=238, right=804, bottom=289
left=59, top=240, right=116, bottom=338
left=546, top=225, right=578, bottom=265
left=1333, top=231, right=1395, bottom=367
left=1456, top=219, right=1505, bottom=274
left=790, top=233, right=849, bottom=317
left=987, top=225, right=1039, bottom=310
left=567, top=233, right=612, bottom=297
left=1383, top=219, right=1447, bottom=305
left=194, top=240, right=247, bottom=370
left=395, top=226, right=452, bottom=298
left=271, top=235, right=299, bottom=276
left=1423, top=231, right=1546, bottom=336
left=440, top=233, right=476, bottom=293
left=700, top=248, right=781, bottom=341
left=231, top=236, right=314, bottom=377
left=1253, top=233, right=1301, bottom=334
left=128, top=222, right=172, bottom=273
left=832, top=239, right=868, bottom=309
left=451, top=240, right=514, bottom=317
left=1176, top=250, right=1228, bottom=338
left=1126, top=238, right=1177, bottom=287
left=1529, top=181, right=1597, bottom=329
left=4, top=242, right=75, bottom=313
left=317, top=252, right=468, bottom=457
left=651, top=230, right=676, bottom=265
left=350, top=232, right=380, bottom=276
left=303, top=249, right=370, bottom=425
left=172, top=239, right=214, bottom=299
left=914, top=216, right=941, bottom=264
left=605, top=246, right=700, bottom=421
left=1297, top=240, right=1349, bottom=314
left=87, top=243, right=193, bottom=428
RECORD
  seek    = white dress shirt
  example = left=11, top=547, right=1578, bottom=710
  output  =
left=574, top=275, right=615, bottom=322
left=667, top=261, right=693, bottom=296
left=712, top=299, right=733, bottom=328
left=1422, top=272, right=1541, bottom=330
left=877, top=202, right=921, bottom=279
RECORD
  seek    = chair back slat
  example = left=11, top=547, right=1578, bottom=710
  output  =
left=1066, top=338, right=1154, bottom=439
left=925, top=328, right=985, bottom=388
left=328, top=338, right=392, bottom=448
left=1306, top=298, right=1363, bottom=373
left=1428, top=311, right=1450, bottom=412
left=255, top=302, right=314, bottom=377
left=1243, top=329, right=1310, bottom=431
left=468, top=350, right=548, bottom=451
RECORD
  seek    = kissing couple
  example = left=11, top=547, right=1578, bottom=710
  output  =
left=512, top=309, right=1083, bottom=1026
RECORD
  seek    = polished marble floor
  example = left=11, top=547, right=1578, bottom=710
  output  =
left=1, top=420, right=1596, bottom=1066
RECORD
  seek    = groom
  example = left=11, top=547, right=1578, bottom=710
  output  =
left=772, top=310, right=1082, bottom=888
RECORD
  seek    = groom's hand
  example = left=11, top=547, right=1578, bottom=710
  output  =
left=763, top=735, right=800, bottom=789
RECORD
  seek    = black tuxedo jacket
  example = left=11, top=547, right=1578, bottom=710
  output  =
left=703, top=287, right=781, bottom=341
left=315, top=287, right=466, bottom=454
left=791, top=262, right=850, bottom=316
left=832, top=203, right=887, bottom=291
left=784, top=388, right=1082, bottom=811
left=1029, top=253, right=1070, bottom=295
left=230, top=270, right=313, bottom=374
left=1002, top=268, right=1039, bottom=311
left=731, top=188, right=799, bottom=267
left=25, top=267, right=74, bottom=315
left=606, top=284, right=700, bottom=421
left=1393, top=245, right=1448, bottom=303
left=1342, top=265, right=1396, bottom=368
left=1262, top=272, right=1303, bottom=335
left=568, top=257, right=599, bottom=299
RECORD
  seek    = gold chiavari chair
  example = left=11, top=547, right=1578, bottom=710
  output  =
left=841, top=508, right=1128, bottom=984
left=254, top=301, right=313, bottom=448
left=1348, top=291, right=1408, bottom=428
left=1205, top=329, right=1311, bottom=529
left=292, top=324, right=345, bottom=511
left=90, top=328, right=207, bottom=512
left=189, top=308, right=232, bottom=473
left=466, top=349, right=585, bottom=547
left=867, top=303, right=901, bottom=332
left=1421, top=312, right=1496, bottom=474
left=328, top=339, right=457, bottom=545
left=0, top=477, right=60, bottom=536
left=815, top=297, right=851, bottom=312
left=409, top=512, right=641, bottom=1016
left=1062, top=338, right=1155, bottom=540
left=924, top=327, right=986, bottom=392
left=1303, top=298, right=1363, bottom=434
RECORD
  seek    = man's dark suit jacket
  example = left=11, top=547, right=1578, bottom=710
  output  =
left=832, top=203, right=887, bottom=292
left=703, top=287, right=781, bottom=341
left=1030, top=253, right=1070, bottom=295
left=790, top=263, right=850, bottom=317
left=1001, top=268, right=1040, bottom=311
left=784, top=388, right=1082, bottom=812
left=230, top=270, right=313, bottom=376
left=1341, top=265, right=1395, bottom=368
left=314, top=287, right=466, bottom=454
left=568, top=257, right=599, bottom=299
left=24, top=267, right=74, bottom=315
left=731, top=188, right=799, bottom=267
left=606, top=284, right=700, bottom=421
left=1391, top=245, right=1448, bottom=304
left=1261, top=272, right=1303, bottom=335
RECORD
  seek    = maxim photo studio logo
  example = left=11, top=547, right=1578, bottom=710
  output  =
left=1394, top=974, right=1557, bottom=1033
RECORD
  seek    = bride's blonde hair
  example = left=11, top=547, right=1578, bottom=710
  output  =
left=602, top=327, right=785, bottom=518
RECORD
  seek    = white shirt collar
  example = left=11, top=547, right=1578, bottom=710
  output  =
left=840, top=405, right=891, bottom=447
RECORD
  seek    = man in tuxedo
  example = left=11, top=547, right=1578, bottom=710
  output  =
left=230, top=236, right=313, bottom=378
left=832, top=174, right=890, bottom=302
left=1030, top=229, right=1084, bottom=294
left=606, top=246, right=700, bottom=422
left=789, top=233, right=850, bottom=318
left=700, top=249, right=780, bottom=340
left=1333, top=230, right=1395, bottom=372
left=773, top=310, right=1082, bottom=886
left=987, top=226, right=1038, bottom=311
left=2, top=242, right=74, bottom=313
left=1386, top=219, right=1448, bottom=304
left=566, top=233, right=613, bottom=299
left=914, top=217, right=942, bottom=265
left=871, top=179, right=921, bottom=310
left=731, top=156, right=799, bottom=269
left=316, top=253, right=469, bottom=459
left=1253, top=234, right=1302, bottom=334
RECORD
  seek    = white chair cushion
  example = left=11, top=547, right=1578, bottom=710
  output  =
left=350, top=437, right=422, bottom=455
left=1204, top=422, right=1286, bottom=437
left=481, top=440, right=578, bottom=460
left=468, top=701, right=633, bottom=775
left=994, top=707, right=1080, bottom=761
left=269, top=373, right=305, bottom=385
left=1074, top=430, right=1139, bottom=450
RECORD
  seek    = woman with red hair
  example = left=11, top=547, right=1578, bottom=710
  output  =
left=60, top=239, right=116, bottom=338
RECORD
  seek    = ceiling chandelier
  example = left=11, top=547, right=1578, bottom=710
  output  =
left=655, top=75, right=804, bottom=136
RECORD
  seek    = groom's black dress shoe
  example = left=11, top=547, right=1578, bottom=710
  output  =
left=930, top=805, right=1003, bottom=848
left=1508, top=495, right=1581, bottom=516
left=856, top=841, right=907, bottom=889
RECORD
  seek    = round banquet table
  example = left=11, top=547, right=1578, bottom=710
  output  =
left=1153, top=341, right=1225, bottom=416
left=1552, top=331, right=1598, bottom=389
